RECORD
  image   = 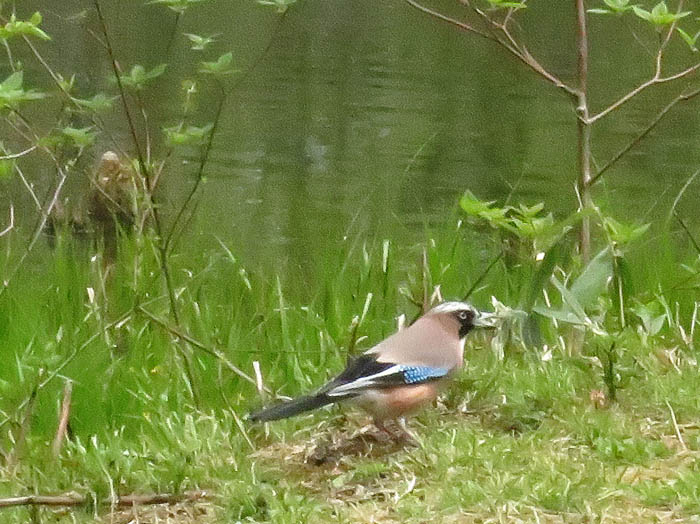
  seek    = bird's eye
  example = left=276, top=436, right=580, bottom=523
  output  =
left=458, top=311, right=469, bottom=320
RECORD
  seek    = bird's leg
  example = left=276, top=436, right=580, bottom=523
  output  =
left=395, top=417, right=419, bottom=446
left=373, top=419, right=398, bottom=442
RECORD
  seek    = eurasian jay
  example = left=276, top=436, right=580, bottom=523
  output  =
left=249, top=301, right=496, bottom=439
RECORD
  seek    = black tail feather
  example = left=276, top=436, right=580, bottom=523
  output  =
left=248, top=393, right=336, bottom=422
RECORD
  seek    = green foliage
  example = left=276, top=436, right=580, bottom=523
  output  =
left=588, top=0, right=636, bottom=15
left=485, top=0, right=526, bottom=8
left=184, top=32, right=218, bottom=51
left=633, top=1, right=691, bottom=26
left=0, top=12, right=50, bottom=41
left=459, top=190, right=558, bottom=247
left=163, top=123, right=213, bottom=147
left=116, top=64, right=168, bottom=90
left=0, top=159, right=14, bottom=180
left=148, top=0, right=208, bottom=15
left=0, top=71, right=46, bottom=110
left=73, top=93, right=116, bottom=112
left=677, top=27, right=700, bottom=51
left=61, top=126, right=97, bottom=148
left=2, top=1, right=700, bottom=521
left=199, top=52, right=238, bottom=76
left=257, top=0, right=297, bottom=14
left=602, top=216, right=650, bottom=246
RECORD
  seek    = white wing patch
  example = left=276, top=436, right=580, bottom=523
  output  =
left=326, top=365, right=450, bottom=397
left=326, top=365, right=403, bottom=397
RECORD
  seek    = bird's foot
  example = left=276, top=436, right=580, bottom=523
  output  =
left=373, top=419, right=419, bottom=447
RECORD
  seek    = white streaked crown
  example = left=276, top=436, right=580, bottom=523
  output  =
left=428, top=301, right=477, bottom=315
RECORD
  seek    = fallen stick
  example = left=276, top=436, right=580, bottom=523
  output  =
left=0, top=490, right=209, bottom=509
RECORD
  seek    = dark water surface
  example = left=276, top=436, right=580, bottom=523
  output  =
left=9, top=0, right=700, bottom=282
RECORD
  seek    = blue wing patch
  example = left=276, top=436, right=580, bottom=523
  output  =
left=398, top=365, right=449, bottom=384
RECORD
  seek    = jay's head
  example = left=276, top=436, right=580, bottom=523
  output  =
left=428, top=301, right=497, bottom=339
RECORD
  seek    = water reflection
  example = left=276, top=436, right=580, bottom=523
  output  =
left=8, top=0, right=700, bottom=282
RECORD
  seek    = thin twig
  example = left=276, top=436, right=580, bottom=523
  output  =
left=426, top=0, right=579, bottom=99
left=0, top=145, right=36, bottom=160
left=0, top=166, right=67, bottom=297
left=463, top=251, right=504, bottom=300
left=674, top=210, right=700, bottom=256
left=164, top=82, right=226, bottom=252
left=0, top=490, right=209, bottom=509
left=668, top=167, right=700, bottom=221
left=52, top=380, right=73, bottom=458
left=164, top=8, right=289, bottom=252
left=93, top=0, right=200, bottom=404
left=665, top=400, right=687, bottom=451
left=92, top=0, right=147, bottom=181
left=137, top=306, right=280, bottom=396
left=403, top=0, right=493, bottom=40
left=588, top=62, right=700, bottom=124
left=589, top=87, right=700, bottom=185
left=0, top=205, right=13, bottom=237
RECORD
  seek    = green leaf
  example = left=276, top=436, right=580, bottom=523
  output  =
left=603, top=217, right=650, bottom=245
left=459, top=191, right=494, bottom=215
left=634, top=2, right=690, bottom=25
left=599, top=0, right=636, bottom=12
left=611, top=254, right=634, bottom=326
left=631, top=302, right=666, bottom=335
left=199, top=52, right=238, bottom=76
left=523, top=237, right=567, bottom=311
left=117, top=64, right=167, bottom=90
left=517, top=202, right=545, bottom=217
left=73, top=93, right=116, bottom=112
left=0, top=71, right=47, bottom=110
left=2, top=72, right=23, bottom=91
left=61, top=126, right=97, bottom=148
left=677, top=28, right=700, bottom=51
left=184, top=33, right=218, bottom=51
left=163, top=123, right=213, bottom=147
left=148, top=0, right=206, bottom=15
left=486, top=0, right=526, bottom=8
left=569, top=247, right=613, bottom=308
left=0, top=159, right=15, bottom=180
left=257, top=0, right=296, bottom=13
left=0, top=12, right=51, bottom=41
left=532, top=307, right=588, bottom=325
left=551, top=276, right=588, bottom=323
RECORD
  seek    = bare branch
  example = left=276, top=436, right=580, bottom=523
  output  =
left=0, top=206, right=13, bottom=237
left=137, top=306, right=283, bottom=398
left=589, top=62, right=700, bottom=124
left=656, top=0, right=685, bottom=73
left=0, top=146, right=36, bottom=160
left=589, top=87, right=700, bottom=185
left=13, top=163, right=42, bottom=211
left=406, top=0, right=578, bottom=99
left=0, top=490, right=209, bottom=509
left=0, top=167, right=67, bottom=296
left=403, top=0, right=494, bottom=40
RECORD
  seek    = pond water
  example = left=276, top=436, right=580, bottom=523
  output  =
left=9, top=0, right=700, bottom=283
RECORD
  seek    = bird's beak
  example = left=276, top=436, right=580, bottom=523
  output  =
left=473, top=311, right=498, bottom=329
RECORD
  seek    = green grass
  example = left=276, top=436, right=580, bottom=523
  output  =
left=1, top=214, right=699, bottom=523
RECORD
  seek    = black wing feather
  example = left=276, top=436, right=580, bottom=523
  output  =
left=319, top=354, right=403, bottom=395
